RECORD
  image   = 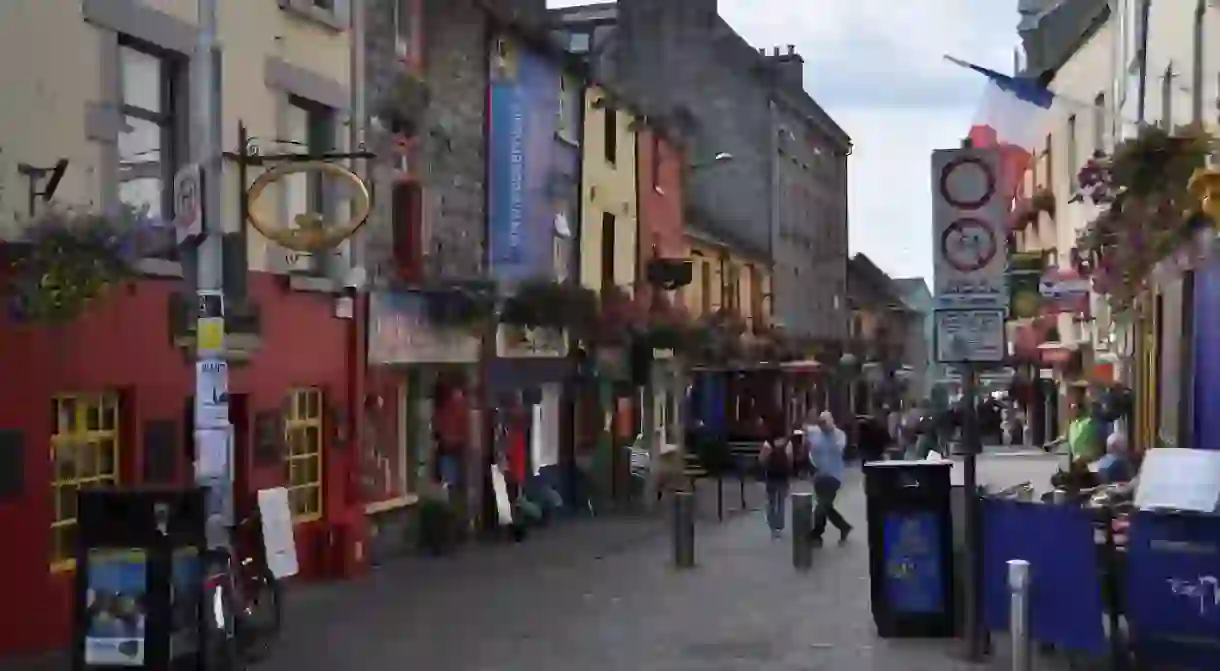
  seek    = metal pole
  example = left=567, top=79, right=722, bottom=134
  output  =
left=192, top=0, right=231, bottom=545
left=1008, top=559, right=1032, bottom=671
left=791, top=492, right=813, bottom=571
left=673, top=490, right=695, bottom=568
left=961, top=365, right=985, bottom=661
left=1135, top=0, right=1152, bottom=125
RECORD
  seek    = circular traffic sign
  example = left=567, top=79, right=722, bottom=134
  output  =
left=939, top=155, right=995, bottom=210
left=941, top=217, right=998, bottom=272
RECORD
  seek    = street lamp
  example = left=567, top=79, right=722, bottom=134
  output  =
left=687, top=152, right=733, bottom=172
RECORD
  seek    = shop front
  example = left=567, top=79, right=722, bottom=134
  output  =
left=364, top=291, right=480, bottom=559
left=0, top=274, right=360, bottom=655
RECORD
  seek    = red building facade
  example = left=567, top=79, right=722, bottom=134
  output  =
left=636, top=126, right=686, bottom=309
left=0, top=273, right=367, bottom=654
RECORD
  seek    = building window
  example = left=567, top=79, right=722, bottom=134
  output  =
left=118, top=41, right=182, bottom=261
left=284, top=97, right=335, bottom=274
left=391, top=182, right=423, bottom=282
left=314, top=0, right=333, bottom=9
left=650, top=133, right=661, bottom=190
left=600, top=212, right=616, bottom=289
left=569, top=32, right=591, bottom=53
left=393, top=0, right=417, bottom=65
left=285, top=388, right=324, bottom=522
left=1066, top=115, right=1077, bottom=193
left=699, top=257, right=711, bottom=315
left=604, top=106, right=617, bottom=164
left=1160, top=64, right=1174, bottom=130
left=1043, top=134, right=1053, bottom=191
left=50, top=393, right=121, bottom=569
left=1093, top=92, right=1106, bottom=153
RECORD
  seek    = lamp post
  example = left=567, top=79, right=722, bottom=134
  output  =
left=838, top=352, right=860, bottom=451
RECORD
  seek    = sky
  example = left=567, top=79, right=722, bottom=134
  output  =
left=545, top=0, right=1020, bottom=283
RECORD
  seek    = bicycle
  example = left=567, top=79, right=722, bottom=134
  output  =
left=201, top=510, right=283, bottom=669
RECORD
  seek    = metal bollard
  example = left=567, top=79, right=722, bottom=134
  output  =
left=1008, top=559, right=1032, bottom=671
left=1051, top=489, right=1068, bottom=505
left=791, top=492, right=813, bottom=571
left=673, top=490, right=695, bottom=568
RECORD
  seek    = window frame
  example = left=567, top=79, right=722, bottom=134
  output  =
left=284, top=388, right=324, bottom=523
left=285, top=96, right=336, bottom=275
left=50, top=392, right=122, bottom=571
left=117, top=38, right=182, bottom=261
left=603, top=106, right=617, bottom=165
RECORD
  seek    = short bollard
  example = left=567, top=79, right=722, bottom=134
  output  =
left=1008, top=559, right=1032, bottom=671
left=673, top=490, right=695, bottom=568
left=791, top=492, right=813, bottom=571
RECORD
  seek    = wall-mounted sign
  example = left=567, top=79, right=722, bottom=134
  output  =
left=935, top=308, right=1006, bottom=364
left=368, top=291, right=479, bottom=365
left=244, top=161, right=371, bottom=252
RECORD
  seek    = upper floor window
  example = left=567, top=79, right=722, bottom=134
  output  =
left=604, top=106, right=617, bottom=165
left=393, top=0, right=418, bottom=66
left=118, top=41, right=182, bottom=261
left=569, top=32, right=591, bottom=53
left=1093, top=93, right=1106, bottom=153
left=284, top=97, right=335, bottom=274
left=1066, top=115, right=1077, bottom=193
left=314, top=0, right=333, bottom=9
left=650, top=133, right=661, bottom=190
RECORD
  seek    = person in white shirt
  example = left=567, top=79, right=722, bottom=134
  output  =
left=804, top=410, right=853, bottom=545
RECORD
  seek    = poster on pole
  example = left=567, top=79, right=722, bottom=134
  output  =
left=935, top=309, right=1006, bottom=363
left=931, top=148, right=1007, bottom=310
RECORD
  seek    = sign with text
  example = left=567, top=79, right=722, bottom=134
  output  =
left=935, top=309, right=1006, bottom=363
left=931, top=148, right=1007, bottom=309
left=194, top=358, right=229, bottom=427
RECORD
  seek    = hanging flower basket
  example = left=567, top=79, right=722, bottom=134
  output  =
left=422, top=285, right=495, bottom=333
left=500, top=278, right=596, bottom=331
left=1075, top=125, right=1217, bottom=311
left=2, top=205, right=140, bottom=325
left=592, top=285, right=645, bottom=345
left=376, top=71, right=431, bottom=137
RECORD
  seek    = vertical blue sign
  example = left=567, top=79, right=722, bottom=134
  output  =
left=883, top=512, right=945, bottom=614
left=488, top=37, right=562, bottom=283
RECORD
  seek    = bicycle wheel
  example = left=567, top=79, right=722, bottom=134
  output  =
left=237, top=567, right=282, bottom=663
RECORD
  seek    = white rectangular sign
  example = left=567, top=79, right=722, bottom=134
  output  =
left=931, top=148, right=1008, bottom=309
left=173, top=163, right=203, bottom=244
left=935, top=309, right=1006, bottom=363
left=194, top=358, right=229, bottom=427
left=257, top=487, right=300, bottom=578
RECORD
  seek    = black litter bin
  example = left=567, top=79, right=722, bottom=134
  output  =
left=73, top=488, right=206, bottom=671
left=864, top=461, right=956, bottom=638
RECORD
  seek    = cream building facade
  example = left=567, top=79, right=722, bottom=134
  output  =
left=0, top=0, right=360, bottom=280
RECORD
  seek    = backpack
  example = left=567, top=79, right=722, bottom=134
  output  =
left=765, top=443, right=791, bottom=480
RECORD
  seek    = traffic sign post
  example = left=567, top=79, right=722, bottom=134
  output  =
left=930, top=144, right=1009, bottom=662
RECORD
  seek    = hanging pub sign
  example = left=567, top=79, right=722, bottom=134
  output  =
left=244, top=161, right=371, bottom=252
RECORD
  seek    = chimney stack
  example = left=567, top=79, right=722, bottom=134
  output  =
left=787, top=44, right=795, bottom=56
left=772, top=46, right=780, bottom=56
left=758, top=48, right=766, bottom=56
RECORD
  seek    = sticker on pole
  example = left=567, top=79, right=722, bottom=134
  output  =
left=931, top=148, right=1007, bottom=310
left=935, top=309, right=1006, bottom=363
left=173, top=163, right=203, bottom=245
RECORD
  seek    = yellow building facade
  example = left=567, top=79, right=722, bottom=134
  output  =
left=579, top=85, right=639, bottom=296
left=0, top=0, right=356, bottom=275
left=683, top=230, right=772, bottom=333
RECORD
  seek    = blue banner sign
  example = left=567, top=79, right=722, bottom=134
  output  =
left=981, top=498, right=1107, bottom=653
left=1126, top=511, right=1220, bottom=668
left=882, top=512, right=946, bottom=614
left=488, top=36, right=568, bottom=283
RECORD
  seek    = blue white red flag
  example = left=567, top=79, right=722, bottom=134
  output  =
left=946, top=56, right=1055, bottom=200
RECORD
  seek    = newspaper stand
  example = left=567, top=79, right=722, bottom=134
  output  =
left=72, top=488, right=207, bottom=671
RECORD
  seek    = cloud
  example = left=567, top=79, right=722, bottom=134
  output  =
left=546, top=0, right=1020, bottom=281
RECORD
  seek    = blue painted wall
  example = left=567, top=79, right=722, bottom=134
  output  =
left=1193, top=262, right=1220, bottom=448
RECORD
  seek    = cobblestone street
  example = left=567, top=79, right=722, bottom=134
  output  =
left=256, top=454, right=1060, bottom=671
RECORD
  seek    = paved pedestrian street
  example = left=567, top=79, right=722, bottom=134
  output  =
left=254, top=454, right=1062, bottom=671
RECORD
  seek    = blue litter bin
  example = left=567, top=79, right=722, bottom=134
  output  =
left=864, top=461, right=956, bottom=638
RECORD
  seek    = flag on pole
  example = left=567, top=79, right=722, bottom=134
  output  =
left=945, top=56, right=1056, bottom=201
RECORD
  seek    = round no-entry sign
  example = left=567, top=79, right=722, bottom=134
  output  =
left=938, top=155, right=995, bottom=210
left=941, top=217, right=998, bottom=272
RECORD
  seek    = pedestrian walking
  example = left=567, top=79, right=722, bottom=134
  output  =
left=758, top=430, right=794, bottom=538
left=804, top=411, right=853, bottom=546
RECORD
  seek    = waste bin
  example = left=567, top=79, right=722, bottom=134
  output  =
left=73, top=488, right=206, bottom=671
left=864, top=461, right=956, bottom=638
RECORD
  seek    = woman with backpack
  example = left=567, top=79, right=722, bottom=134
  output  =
left=758, top=429, right=794, bottom=538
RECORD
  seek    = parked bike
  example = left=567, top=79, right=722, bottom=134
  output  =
left=201, top=509, right=282, bottom=669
